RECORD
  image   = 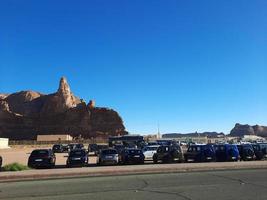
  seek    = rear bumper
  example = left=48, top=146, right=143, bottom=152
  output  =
left=28, top=161, right=54, bottom=168
left=100, top=159, right=118, bottom=165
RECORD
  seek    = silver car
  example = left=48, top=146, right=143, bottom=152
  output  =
left=142, top=145, right=160, bottom=161
left=97, top=149, right=119, bottom=165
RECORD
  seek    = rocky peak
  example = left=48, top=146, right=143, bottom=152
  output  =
left=0, top=94, right=9, bottom=100
left=40, top=77, right=81, bottom=114
left=57, top=77, right=71, bottom=96
left=0, top=100, right=10, bottom=112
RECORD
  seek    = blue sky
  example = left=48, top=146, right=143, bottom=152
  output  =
left=0, top=0, right=266, bottom=135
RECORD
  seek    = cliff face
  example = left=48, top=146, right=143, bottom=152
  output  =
left=0, top=77, right=126, bottom=140
left=230, top=123, right=267, bottom=137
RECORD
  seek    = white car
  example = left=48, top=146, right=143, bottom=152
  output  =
left=142, top=145, right=160, bottom=161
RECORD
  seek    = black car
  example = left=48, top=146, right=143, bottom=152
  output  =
left=28, top=149, right=56, bottom=169
left=52, top=144, right=63, bottom=153
left=66, top=149, right=88, bottom=167
left=184, top=144, right=216, bottom=162
left=252, top=143, right=267, bottom=160
left=97, top=149, right=119, bottom=165
left=237, top=144, right=256, bottom=161
left=153, top=145, right=183, bottom=163
left=120, top=148, right=145, bottom=164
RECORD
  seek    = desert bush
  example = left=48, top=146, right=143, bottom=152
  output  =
left=2, top=163, right=30, bottom=171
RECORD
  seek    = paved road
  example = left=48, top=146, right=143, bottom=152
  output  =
left=1, top=169, right=267, bottom=200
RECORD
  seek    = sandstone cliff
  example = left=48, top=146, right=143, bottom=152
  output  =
left=0, top=77, right=126, bottom=140
left=230, top=123, right=267, bottom=137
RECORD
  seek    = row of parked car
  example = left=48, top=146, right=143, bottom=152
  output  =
left=25, top=142, right=267, bottom=169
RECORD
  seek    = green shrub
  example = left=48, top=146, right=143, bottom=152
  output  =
left=2, top=163, right=30, bottom=171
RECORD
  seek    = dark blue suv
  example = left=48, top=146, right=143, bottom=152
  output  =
left=237, top=144, right=256, bottom=161
left=214, top=144, right=239, bottom=162
left=184, top=144, right=216, bottom=162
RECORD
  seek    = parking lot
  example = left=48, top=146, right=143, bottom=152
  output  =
left=0, top=146, right=98, bottom=166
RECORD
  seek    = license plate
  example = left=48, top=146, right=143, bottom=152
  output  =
left=206, top=157, right=212, bottom=160
left=134, top=155, right=140, bottom=158
left=187, top=159, right=194, bottom=162
left=72, top=158, right=81, bottom=160
left=35, top=159, right=43, bottom=162
left=232, top=157, right=236, bottom=159
left=106, top=156, right=113, bottom=159
left=247, top=156, right=251, bottom=159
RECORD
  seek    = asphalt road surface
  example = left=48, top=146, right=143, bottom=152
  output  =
left=1, top=169, right=267, bottom=200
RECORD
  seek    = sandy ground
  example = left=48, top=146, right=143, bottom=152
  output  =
left=0, top=146, right=97, bottom=166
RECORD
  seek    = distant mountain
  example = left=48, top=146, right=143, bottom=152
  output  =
left=162, top=132, right=225, bottom=138
left=0, top=77, right=127, bottom=140
left=230, top=123, right=267, bottom=137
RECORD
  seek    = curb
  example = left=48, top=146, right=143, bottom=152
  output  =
left=1, top=162, right=267, bottom=183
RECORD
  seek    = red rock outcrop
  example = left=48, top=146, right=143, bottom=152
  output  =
left=0, top=77, right=127, bottom=140
left=230, top=123, right=267, bottom=137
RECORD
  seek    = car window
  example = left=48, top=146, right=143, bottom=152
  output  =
left=31, top=150, right=49, bottom=156
left=70, top=151, right=86, bottom=156
left=102, top=149, right=117, bottom=154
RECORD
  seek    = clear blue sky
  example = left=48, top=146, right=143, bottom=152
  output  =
left=0, top=0, right=266, bottom=135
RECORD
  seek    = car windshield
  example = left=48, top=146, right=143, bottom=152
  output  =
left=243, top=145, right=252, bottom=150
left=146, top=146, right=158, bottom=151
left=215, top=146, right=225, bottom=151
left=31, top=150, right=49, bottom=157
left=101, top=149, right=117, bottom=155
left=253, top=145, right=260, bottom=151
left=76, top=144, right=84, bottom=148
left=127, top=150, right=141, bottom=154
left=70, top=150, right=86, bottom=156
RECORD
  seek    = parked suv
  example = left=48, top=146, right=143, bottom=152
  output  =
left=66, top=149, right=88, bottom=167
left=153, top=145, right=183, bottom=163
left=252, top=143, right=267, bottom=160
left=184, top=144, right=216, bottom=162
left=120, top=148, right=145, bottom=164
left=214, top=144, right=239, bottom=162
left=97, top=149, right=119, bottom=165
left=28, top=149, right=56, bottom=169
left=237, top=144, right=256, bottom=161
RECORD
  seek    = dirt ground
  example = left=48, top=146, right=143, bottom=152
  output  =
left=0, top=146, right=97, bottom=166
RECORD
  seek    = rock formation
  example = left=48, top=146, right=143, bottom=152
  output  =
left=230, top=123, right=267, bottom=137
left=0, top=77, right=127, bottom=140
